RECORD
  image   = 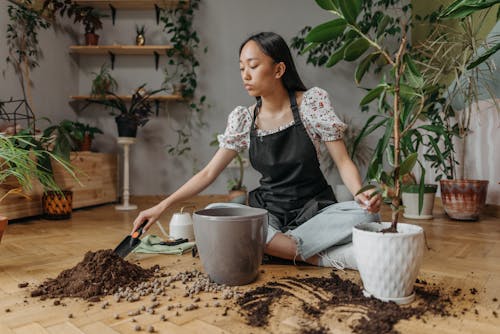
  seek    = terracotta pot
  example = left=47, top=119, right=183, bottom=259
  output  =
left=79, top=133, right=92, bottom=151
left=0, top=216, right=7, bottom=244
left=440, top=179, right=489, bottom=221
left=85, top=33, right=99, bottom=46
left=42, top=190, right=73, bottom=220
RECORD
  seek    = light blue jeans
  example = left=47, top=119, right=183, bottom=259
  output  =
left=205, top=201, right=379, bottom=261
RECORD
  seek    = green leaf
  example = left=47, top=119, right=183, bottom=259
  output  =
left=467, top=42, right=500, bottom=69
left=399, top=152, right=418, bottom=176
left=344, top=38, right=370, bottom=61
left=440, top=0, right=499, bottom=19
left=315, top=0, right=337, bottom=11
left=305, top=19, right=347, bottom=43
left=300, top=42, right=318, bottom=55
left=399, top=84, right=419, bottom=102
left=360, top=84, right=386, bottom=106
left=418, top=167, right=426, bottom=214
left=376, top=15, right=391, bottom=38
left=355, top=184, right=376, bottom=196
left=355, top=52, right=379, bottom=84
left=338, top=0, right=362, bottom=24
left=325, top=40, right=353, bottom=67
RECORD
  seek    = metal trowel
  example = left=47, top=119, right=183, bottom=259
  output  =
left=113, top=220, right=148, bottom=258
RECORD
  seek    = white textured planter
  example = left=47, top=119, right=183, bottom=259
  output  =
left=353, top=222, right=425, bottom=304
left=402, top=184, right=438, bottom=219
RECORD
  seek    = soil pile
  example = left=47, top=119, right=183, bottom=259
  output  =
left=31, top=249, right=158, bottom=300
left=237, top=271, right=454, bottom=334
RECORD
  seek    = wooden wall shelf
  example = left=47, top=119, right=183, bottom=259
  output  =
left=73, top=0, right=189, bottom=10
left=70, top=94, right=184, bottom=102
left=69, top=45, right=174, bottom=69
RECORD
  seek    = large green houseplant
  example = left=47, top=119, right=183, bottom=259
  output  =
left=303, top=0, right=438, bottom=304
left=417, top=0, right=499, bottom=220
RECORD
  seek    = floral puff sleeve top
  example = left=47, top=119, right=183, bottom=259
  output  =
left=217, top=87, right=347, bottom=153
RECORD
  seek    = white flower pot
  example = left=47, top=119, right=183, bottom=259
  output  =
left=353, top=222, right=425, bottom=304
left=402, top=184, right=438, bottom=219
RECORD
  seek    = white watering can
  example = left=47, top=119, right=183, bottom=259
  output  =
left=169, top=205, right=196, bottom=241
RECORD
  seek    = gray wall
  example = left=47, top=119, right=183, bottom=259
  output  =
left=0, top=1, right=387, bottom=197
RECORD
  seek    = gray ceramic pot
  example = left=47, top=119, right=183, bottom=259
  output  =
left=193, top=207, right=268, bottom=286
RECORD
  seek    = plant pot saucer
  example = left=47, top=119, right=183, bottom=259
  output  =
left=403, top=213, right=433, bottom=220
left=363, top=290, right=416, bottom=304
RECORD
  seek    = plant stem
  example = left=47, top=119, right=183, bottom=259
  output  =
left=235, top=153, right=244, bottom=190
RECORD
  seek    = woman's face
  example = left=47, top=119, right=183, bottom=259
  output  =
left=239, top=40, right=282, bottom=97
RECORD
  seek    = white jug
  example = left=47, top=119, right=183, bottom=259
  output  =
left=169, top=205, right=195, bottom=241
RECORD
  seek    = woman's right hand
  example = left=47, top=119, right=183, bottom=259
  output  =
left=131, top=203, right=165, bottom=234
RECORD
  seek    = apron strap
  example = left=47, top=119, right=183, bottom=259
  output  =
left=288, top=91, right=301, bottom=124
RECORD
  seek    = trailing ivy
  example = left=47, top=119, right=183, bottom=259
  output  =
left=160, top=0, right=209, bottom=156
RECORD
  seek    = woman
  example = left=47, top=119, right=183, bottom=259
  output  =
left=132, top=32, right=381, bottom=269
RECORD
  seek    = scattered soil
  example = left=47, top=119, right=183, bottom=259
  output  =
left=237, top=271, right=457, bottom=334
left=30, top=249, right=157, bottom=300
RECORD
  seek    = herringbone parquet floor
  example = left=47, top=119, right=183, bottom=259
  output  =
left=0, top=195, right=499, bottom=333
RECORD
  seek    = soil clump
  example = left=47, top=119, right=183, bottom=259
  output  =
left=31, top=249, right=157, bottom=300
left=237, top=271, right=457, bottom=334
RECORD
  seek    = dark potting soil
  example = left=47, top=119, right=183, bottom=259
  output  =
left=237, top=271, right=457, bottom=334
left=31, top=249, right=157, bottom=300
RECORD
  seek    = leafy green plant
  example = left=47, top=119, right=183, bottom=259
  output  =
left=43, top=120, right=84, bottom=161
left=0, top=133, right=76, bottom=201
left=303, top=0, right=440, bottom=231
left=89, top=84, right=164, bottom=127
left=73, top=122, right=103, bottom=141
left=416, top=0, right=499, bottom=180
left=160, top=0, right=209, bottom=156
left=91, top=63, right=118, bottom=97
left=6, top=0, right=51, bottom=113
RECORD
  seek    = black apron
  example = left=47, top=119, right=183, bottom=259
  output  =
left=248, top=91, right=336, bottom=232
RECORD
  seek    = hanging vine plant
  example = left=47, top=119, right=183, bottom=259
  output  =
left=6, top=0, right=52, bottom=114
left=160, top=0, right=209, bottom=156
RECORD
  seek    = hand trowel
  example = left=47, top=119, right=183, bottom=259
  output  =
left=113, top=220, right=148, bottom=258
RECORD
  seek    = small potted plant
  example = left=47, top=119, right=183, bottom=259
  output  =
left=72, top=7, right=106, bottom=46
left=91, top=63, right=118, bottom=97
left=89, top=84, right=164, bottom=137
left=73, top=121, right=103, bottom=151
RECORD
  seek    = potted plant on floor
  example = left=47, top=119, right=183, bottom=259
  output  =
left=40, top=120, right=85, bottom=219
left=89, top=84, right=164, bottom=138
left=416, top=0, right=498, bottom=221
left=304, top=0, right=439, bottom=304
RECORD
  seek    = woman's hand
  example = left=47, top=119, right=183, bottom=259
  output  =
left=131, top=203, right=165, bottom=234
left=355, top=190, right=382, bottom=214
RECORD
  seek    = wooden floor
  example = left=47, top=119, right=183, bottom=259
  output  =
left=0, top=195, right=499, bottom=334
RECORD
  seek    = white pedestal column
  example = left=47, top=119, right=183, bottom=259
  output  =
left=116, top=137, right=138, bottom=211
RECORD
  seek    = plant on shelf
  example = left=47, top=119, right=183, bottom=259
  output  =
left=160, top=0, right=209, bottom=156
left=415, top=0, right=499, bottom=221
left=210, top=135, right=247, bottom=204
left=74, top=7, right=106, bottom=45
left=91, top=62, right=118, bottom=97
left=301, top=0, right=446, bottom=304
left=88, top=84, right=165, bottom=138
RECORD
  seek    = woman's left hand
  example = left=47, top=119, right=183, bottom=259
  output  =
left=355, top=190, right=382, bottom=213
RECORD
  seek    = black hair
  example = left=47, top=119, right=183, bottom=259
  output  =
left=239, top=32, right=307, bottom=93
